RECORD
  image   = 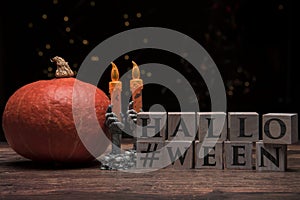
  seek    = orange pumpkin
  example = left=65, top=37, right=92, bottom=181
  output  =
left=2, top=56, right=110, bottom=163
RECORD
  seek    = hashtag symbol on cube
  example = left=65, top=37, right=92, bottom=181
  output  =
left=140, top=151, right=160, bottom=167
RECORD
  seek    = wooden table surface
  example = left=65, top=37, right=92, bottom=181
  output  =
left=1, top=139, right=300, bottom=200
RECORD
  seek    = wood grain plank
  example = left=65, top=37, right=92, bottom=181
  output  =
left=1, top=141, right=300, bottom=199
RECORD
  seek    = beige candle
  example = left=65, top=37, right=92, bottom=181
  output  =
left=130, top=61, right=143, bottom=112
left=109, top=62, right=122, bottom=121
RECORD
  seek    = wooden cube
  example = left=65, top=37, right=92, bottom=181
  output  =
left=136, top=112, right=167, bottom=140
left=256, top=141, right=287, bottom=171
left=228, top=112, right=259, bottom=142
left=164, top=141, right=194, bottom=169
left=136, top=139, right=165, bottom=153
left=262, top=113, right=298, bottom=144
left=224, top=141, right=253, bottom=170
left=195, top=141, right=223, bottom=169
left=167, top=112, right=196, bottom=141
left=136, top=151, right=166, bottom=169
left=198, top=112, right=227, bottom=142
left=136, top=139, right=166, bottom=169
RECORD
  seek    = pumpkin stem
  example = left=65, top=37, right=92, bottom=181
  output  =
left=50, top=56, right=75, bottom=78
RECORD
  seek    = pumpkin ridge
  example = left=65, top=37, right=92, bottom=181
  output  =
left=13, top=84, right=40, bottom=160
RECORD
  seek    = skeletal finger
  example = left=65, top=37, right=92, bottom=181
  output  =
left=128, top=101, right=134, bottom=110
left=105, top=112, right=118, bottom=119
left=106, top=105, right=113, bottom=114
left=106, top=116, right=119, bottom=126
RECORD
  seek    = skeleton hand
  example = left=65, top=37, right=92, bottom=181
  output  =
left=126, top=101, right=137, bottom=124
left=105, top=105, right=124, bottom=134
left=126, top=101, right=144, bottom=132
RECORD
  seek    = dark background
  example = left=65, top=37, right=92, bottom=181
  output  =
left=0, top=0, right=295, bottom=141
